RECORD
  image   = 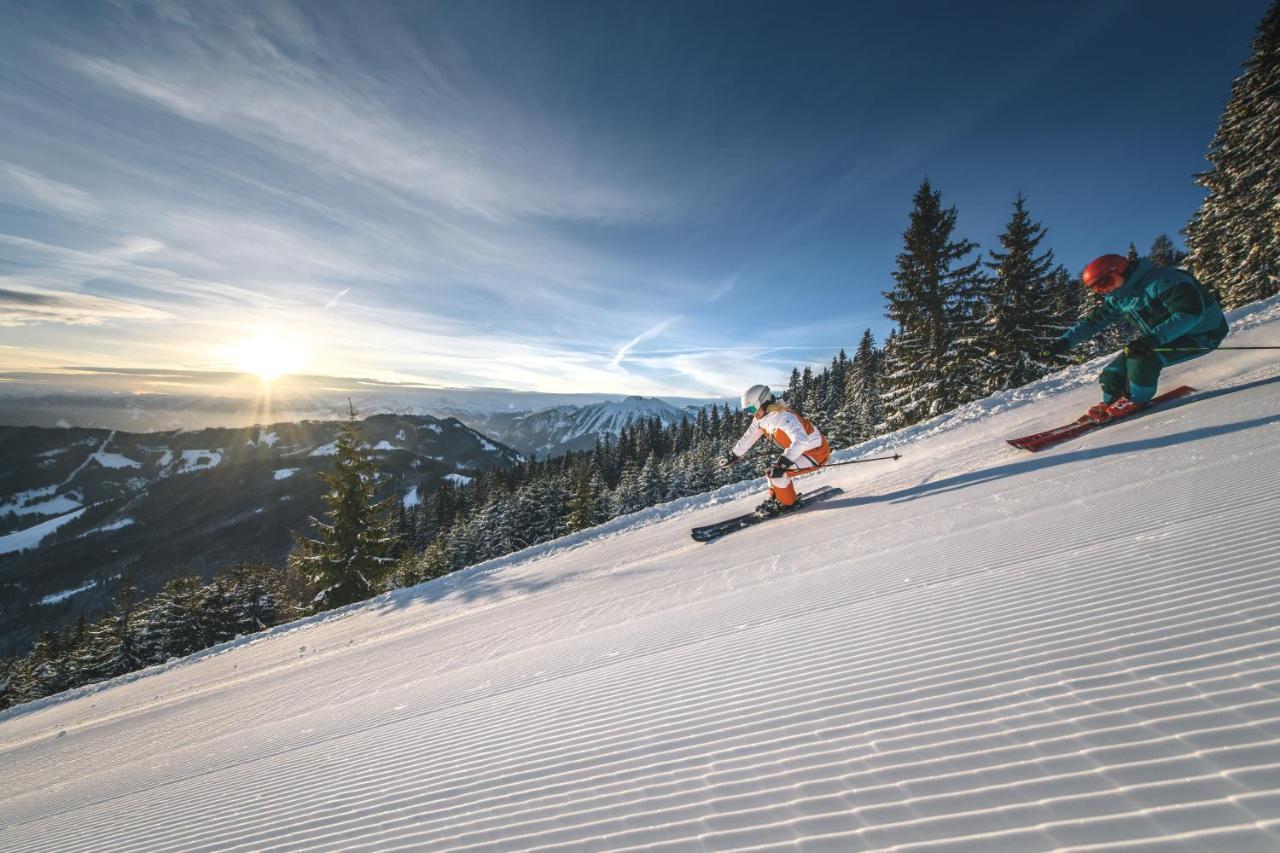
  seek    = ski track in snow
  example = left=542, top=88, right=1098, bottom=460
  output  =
left=3, top=298, right=1280, bottom=850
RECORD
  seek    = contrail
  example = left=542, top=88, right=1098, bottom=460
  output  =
left=612, top=318, right=679, bottom=368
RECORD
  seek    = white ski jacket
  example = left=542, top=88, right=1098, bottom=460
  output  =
left=731, top=403, right=826, bottom=465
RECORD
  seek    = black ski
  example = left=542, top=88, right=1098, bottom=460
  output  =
left=691, top=486, right=844, bottom=543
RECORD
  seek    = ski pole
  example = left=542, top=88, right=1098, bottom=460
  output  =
left=824, top=453, right=902, bottom=467
left=790, top=453, right=901, bottom=476
left=1153, top=346, right=1280, bottom=352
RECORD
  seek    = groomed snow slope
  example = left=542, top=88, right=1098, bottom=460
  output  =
left=4, top=300, right=1280, bottom=851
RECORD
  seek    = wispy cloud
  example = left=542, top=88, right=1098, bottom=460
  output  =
left=0, top=286, right=172, bottom=327
left=5, top=165, right=100, bottom=215
left=323, top=288, right=350, bottom=309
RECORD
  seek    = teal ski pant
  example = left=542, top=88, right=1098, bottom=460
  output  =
left=1100, top=324, right=1228, bottom=404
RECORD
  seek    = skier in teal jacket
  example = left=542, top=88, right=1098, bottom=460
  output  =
left=1052, top=254, right=1228, bottom=422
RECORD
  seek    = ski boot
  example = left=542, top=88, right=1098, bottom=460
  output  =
left=753, top=495, right=785, bottom=518
left=1085, top=401, right=1114, bottom=424
left=1105, top=397, right=1144, bottom=419
left=753, top=495, right=800, bottom=519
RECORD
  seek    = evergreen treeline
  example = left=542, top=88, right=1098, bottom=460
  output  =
left=0, top=563, right=300, bottom=710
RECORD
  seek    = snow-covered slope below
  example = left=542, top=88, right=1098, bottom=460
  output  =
left=4, top=299, right=1280, bottom=850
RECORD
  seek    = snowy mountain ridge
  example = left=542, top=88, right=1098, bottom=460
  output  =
left=3, top=296, right=1280, bottom=849
left=459, top=395, right=699, bottom=457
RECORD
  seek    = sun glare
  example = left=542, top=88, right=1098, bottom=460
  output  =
left=234, top=330, right=308, bottom=382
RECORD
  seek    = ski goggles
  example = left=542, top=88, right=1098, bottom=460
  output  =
left=744, top=402, right=760, bottom=414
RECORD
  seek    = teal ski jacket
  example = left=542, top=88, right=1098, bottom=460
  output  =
left=1061, top=259, right=1227, bottom=350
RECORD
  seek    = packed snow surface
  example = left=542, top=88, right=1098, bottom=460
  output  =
left=273, top=468, right=299, bottom=481
left=444, top=473, right=473, bottom=486
left=4, top=299, right=1280, bottom=850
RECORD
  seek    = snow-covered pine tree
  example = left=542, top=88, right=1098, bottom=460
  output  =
left=144, top=576, right=206, bottom=661
left=1045, top=265, right=1086, bottom=365
left=881, top=179, right=985, bottom=428
left=1185, top=0, right=1280, bottom=307
left=567, top=463, right=607, bottom=532
left=0, top=656, right=15, bottom=710
left=835, top=329, right=884, bottom=445
left=84, top=575, right=145, bottom=681
left=1127, top=242, right=1140, bottom=263
left=784, top=368, right=802, bottom=405
left=289, top=406, right=396, bottom=612
left=976, top=193, right=1060, bottom=393
left=226, top=562, right=293, bottom=635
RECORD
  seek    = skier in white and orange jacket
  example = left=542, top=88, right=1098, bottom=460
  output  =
left=720, top=384, right=831, bottom=517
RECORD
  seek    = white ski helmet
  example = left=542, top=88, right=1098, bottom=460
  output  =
left=740, top=384, right=773, bottom=414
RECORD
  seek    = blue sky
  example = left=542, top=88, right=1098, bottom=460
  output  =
left=0, top=0, right=1268, bottom=399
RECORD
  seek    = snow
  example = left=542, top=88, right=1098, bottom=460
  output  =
left=175, top=450, right=222, bottom=472
left=91, top=450, right=141, bottom=469
left=257, top=430, right=279, bottom=448
left=396, top=429, right=407, bottom=441
left=38, top=580, right=97, bottom=605
left=2, top=486, right=59, bottom=508
left=273, top=468, right=299, bottom=481
left=0, top=508, right=86, bottom=555
left=309, top=441, right=338, bottom=456
left=402, top=486, right=419, bottom=508
left=1, top=495, right=83, bottom=516
left=372, top=440, right=395, bottom=451
left=79, top=518, right=134, bottom=537
left=156, top=449, right=173, bottom=467
left=477, top=435, right=498, bottom=452
left=423, top=423, right=442, bottom=434
left=444, top=473, right=473, bottom=486
left=4, top=297, right=1280, bottom=849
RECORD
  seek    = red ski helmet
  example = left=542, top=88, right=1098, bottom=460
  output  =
left=1081, top=254, right=1132, bottom=294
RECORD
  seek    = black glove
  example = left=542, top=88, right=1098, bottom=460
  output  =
left=718, top=452, right=739, bottom=469
left=767, top=455, right=793, bottom=479
left=1125, top=337, right=1154, bottom=358
left=1047, top=337, right=1072, bottom=357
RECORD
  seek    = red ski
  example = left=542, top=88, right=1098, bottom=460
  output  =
left=1007, top=386, right=1195, bottom=453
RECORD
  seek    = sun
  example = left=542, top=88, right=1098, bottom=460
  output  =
left=233, top=330, right=308, bottom=382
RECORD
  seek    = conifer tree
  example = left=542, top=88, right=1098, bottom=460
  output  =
left=976, top=193, right=1060, bottom=393
left=0, top=656, right=14, bottom=710
left=881, top=179, right=985, bottom=428
left=567, top=464, right=608, bottom=532
left=1186, top=0, right=1280, bottom=306
left=289, top=406, right=395, bottom=612
left=1149, top=234, right=1181, bottom=268
left=145, top=576, right=206, bottom=661
left=836, top=329, right=884, bottom=445
left=86, top=575, right=145, bottom=681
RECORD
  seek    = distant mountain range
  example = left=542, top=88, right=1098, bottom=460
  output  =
left=458, top=396, right=700, bottom=457
left=0, top=414, right=522, bottom=656
left=0, top=386, right=723, bottom=433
